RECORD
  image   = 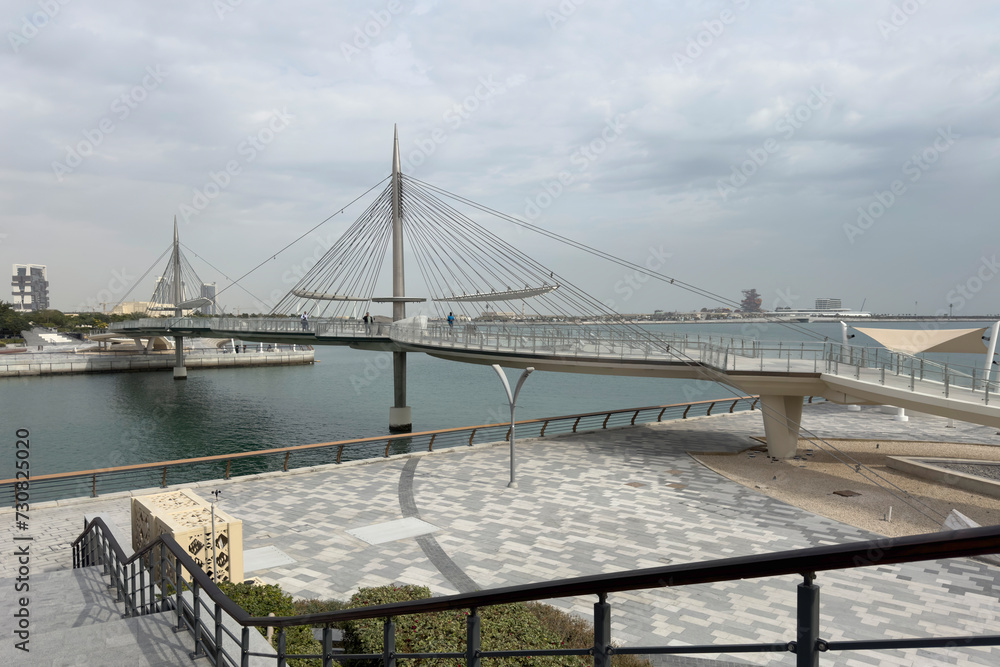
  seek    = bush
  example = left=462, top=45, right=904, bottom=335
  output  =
left=525, top=602, right=652, bottom=667
left=343, top=585, right=585, bottom=666
left=219, top=581, right=322, bottom=667
left=220, top=582, right=652, bottom=667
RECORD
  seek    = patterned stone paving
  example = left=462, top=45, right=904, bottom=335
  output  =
left=3, top=402, right=1000, bottom=666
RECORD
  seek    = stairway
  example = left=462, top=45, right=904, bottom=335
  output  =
left=0, top=566, right=192, bottom=666
left=0, top=565, right=276, bottom=666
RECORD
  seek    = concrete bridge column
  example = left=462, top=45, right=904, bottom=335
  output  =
left=390, top=351, right=411, bottom=432
left=760, top=395, right=803, bottom=458
left=173, top=335, right=187, bottom=380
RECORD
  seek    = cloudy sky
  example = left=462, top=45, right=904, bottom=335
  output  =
left=3, top=0, right=999, bottom=316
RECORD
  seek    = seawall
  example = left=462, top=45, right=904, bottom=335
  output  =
left=0, top=349, right=315, bottom=377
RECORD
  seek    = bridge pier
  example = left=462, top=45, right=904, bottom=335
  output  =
left=173, top=336, right=187, bottom=380
left=760, top=395, right=802, bottom=459
left=390, top=351, right=411, bottom=432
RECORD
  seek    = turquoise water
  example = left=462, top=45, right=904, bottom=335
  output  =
left=2, top=320, right=992, bottom=478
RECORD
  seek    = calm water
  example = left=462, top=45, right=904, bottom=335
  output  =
left=2, top=320, right=991, bottom=478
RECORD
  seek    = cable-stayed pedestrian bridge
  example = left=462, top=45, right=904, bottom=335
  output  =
left=107, top=128, right=1000, bottom=457
left=109, top=315, right=1000, bottom=457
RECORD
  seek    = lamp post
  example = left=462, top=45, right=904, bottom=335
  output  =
left=209, top=489, right=221, bottom=581
left=492, top=364, right=534, bottom=488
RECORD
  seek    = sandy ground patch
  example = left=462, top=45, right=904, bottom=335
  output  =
left=693, top=439, right=1000, bottom=537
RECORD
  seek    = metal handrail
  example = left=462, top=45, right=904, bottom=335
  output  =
left=1, top=396, right=764, bottom=504
left=72, top=515, right=1000, bottom=666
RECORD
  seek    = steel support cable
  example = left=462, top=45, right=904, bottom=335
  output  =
left=112, top=244, right=172, bottom=310
left=272, top=186, right=393, bottom=314
left=406, top=220, right=452, bottom=318
left=403, top=186, right=499, bottom=293
left=309, top=207, right=391, bottom=319
left=406, top=184, right=552, bottom=297
left=403, top=180, right=619, bottom=320
left=217, top=175, right=391, bottom=305
left=318, top=200, right=393, bottom=318
left=406, top=176, right=826, bottom=341
left=179, top=243, right=270, bottom=311
left=261, top=182, right=393, bottom=310
left=404, top=207, right=455, bottom=306
left=403, top=193, right=503, bottom=306
left=311, top=198, right=391, bottom=307
left=285, top=186, right=391, bottom=297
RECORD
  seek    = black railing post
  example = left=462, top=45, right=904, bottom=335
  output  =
left=322, top=626, right=334, bottom=667
left=101, top=532, right=109, bottom=575
left=114, top=560, right=123, bottom=603
left=796, top=573, right=820, bottom=667
left=139, top=564, right=147, bottom=614
left=594, top=593, right=611, bottom=667
left=191, top=581, right=206, bottom=658
left=215, top=602, right=223, bottom=662
left=174, top=557, right=184, bottom=632
left=159, top=543, right=167, bottom=612
left=241, top=627, right=250, bottom=667
left=466, top=607, right=481, bottom=667
left=125, top=561, right=136, bottom=618
left=383, top=617, right=396, bottom=667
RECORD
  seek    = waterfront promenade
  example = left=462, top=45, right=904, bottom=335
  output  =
left=3, top=403, right=999, bottom=666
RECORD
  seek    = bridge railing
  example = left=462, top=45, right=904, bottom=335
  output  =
left=73, top=514, right=1000, bottom=666
left=819, top=341, right=999, bottom=403
left=395, top=322, right=1000, bottom=403
left=108, top=317, right=389, bottom=338
left=0, top=396, right=767, bottom=505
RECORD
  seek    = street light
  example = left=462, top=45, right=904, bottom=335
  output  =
left=491, top=364, right=534, bottom=488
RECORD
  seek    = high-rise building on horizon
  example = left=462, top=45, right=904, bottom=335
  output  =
left=815, top=298, right=842, bottom=311
left=200, top=282, right=217, bottom=315
left=11, top=264, right=50, bottom=312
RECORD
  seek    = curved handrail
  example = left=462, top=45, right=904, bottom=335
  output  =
left=0, top=396, right=762, bottom=499
left=74, top=515, right=1000, bottom=631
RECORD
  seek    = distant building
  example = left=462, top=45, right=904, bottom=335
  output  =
left=111, top=301, right=153, bottom=315
left=200, top=283, right=217, bottom=315
left=11, top=264, right=50, bottom=312
left=815, top=298, right=842, bottom=311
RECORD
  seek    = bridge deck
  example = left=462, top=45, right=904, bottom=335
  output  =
left=108, top=317, right=1000, bottom=428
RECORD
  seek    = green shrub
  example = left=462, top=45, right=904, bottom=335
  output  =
left=525, top=602, right=652, bottom=667
left=342, top=584, right=589, bottom=666
left=219, top=581, right=322, bottom=667
left=293, top=597, right=351, bottom=623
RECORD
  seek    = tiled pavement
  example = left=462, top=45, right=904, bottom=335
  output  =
left=3, top=402, right=1000, bottom=666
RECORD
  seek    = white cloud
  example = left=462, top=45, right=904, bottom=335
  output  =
left=0, top=0, right=998, bottom=315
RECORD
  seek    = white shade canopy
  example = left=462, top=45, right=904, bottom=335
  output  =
left=854, top=327, right=988, bottom=355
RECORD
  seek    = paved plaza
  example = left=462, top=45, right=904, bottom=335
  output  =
left=3, top=402, right=1000, bottom=666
